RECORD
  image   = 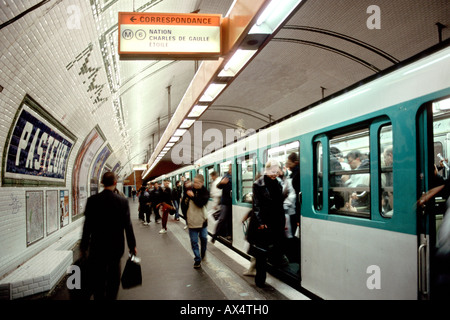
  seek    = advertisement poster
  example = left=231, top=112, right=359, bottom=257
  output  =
left=71, top=127, right=105, bottom=218
left=26, top=191, right=44, bottom=246
left=60, top=190, right=69, bottom=228
left=46, top=190, right=59, bottom=235
left=90, top=144, right=112, bottom=195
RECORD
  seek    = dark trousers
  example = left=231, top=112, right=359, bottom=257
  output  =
left=152, top=205, right=161, bottom=222
left=214, top=204, right=232, bottom=238
left=89, top=257, right=121, bottom=300
left=253, top=247, right=268, bottom=287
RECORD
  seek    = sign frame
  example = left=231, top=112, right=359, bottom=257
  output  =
left=118, top=12, right=223, bottom=60
left=2, top=95, right=76, bottom=187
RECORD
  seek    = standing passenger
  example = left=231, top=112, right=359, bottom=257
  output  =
left=172, top=180, right=182, bottom=221
left=186, top=175, right=210, bottom=268
left=286, top=153, right=300, bottom=235
left=80, top=172, right=137, bottom=300
left=150, top=181, right=162, bottom=224
left=181, top=178, right=192, bottom=230
left=212, top=164, right=232, bottom=243
left=158, top=179, right=174, bottom=234
left=208, top=171, right=222, bottom=220
left=247, top=160, right=286, bottom=288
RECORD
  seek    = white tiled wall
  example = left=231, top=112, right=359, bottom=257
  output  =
left=0, top=1, right=121, bottom=281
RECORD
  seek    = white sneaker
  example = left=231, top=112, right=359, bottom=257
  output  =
left=144, top=222, right=149, bottom=226
left=183, top=225, right=188, bottom=230
left=159, top=229, right=167, bottom=234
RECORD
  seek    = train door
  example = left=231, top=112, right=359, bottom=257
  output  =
left=266, top=141, right=301, bottom=279
left=418, top=97, right=450, bottom=300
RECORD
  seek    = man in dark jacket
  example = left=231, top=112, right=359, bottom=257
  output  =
left=80, top=171, right=137, bottom=300
left=150, top=181, right=162, bottom=223
left=248, top=160, right=286, bottom=287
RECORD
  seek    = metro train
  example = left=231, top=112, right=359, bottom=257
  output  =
left=153, top=41, right=450, bottom=299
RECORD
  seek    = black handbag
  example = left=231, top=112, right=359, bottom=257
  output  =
left=121, top=255, right=142, bottom=289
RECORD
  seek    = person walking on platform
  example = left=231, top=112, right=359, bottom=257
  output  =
left=158, top=179, right=174, bottom=234
left=80, top=171, right=137, bottom=300
left=185, top=174, right=210, bottom=268
left=150, top=181, right=162, bottom=224
left=138, top=185, right=151, bottom=225
left=247, top=160, right=286, bottom=288
left=172, top=180, right=182, bottom=221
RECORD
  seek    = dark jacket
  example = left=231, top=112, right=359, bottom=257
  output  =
left=150, top=186, right=162, bottom=208
left=217, top=172, right=232, bottom=205
left=172, top=185, right=182, bottom=202
left=161, top=186, right=172, bottom=205
left=247, top=175, right=285, bottom=247
left=80, top=189, right=136, bottom=261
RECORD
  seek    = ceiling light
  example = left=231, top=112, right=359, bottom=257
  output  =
left=218, top=49, right=257, bottom=77
left=166, top=142, right=175, bottom=147
left=250, top=0, right=303, bottom=34
left=169, top=136, right=181, bottom=143
left=180, top=119, right=196, bottom=129
left=188, top=105, right=209, bottom=117
left=174, top=129, right=187, bottom=136
left=199, top=83, right=227, bottom=102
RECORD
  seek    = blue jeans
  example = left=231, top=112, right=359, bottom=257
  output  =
left=188, top=227, right=208, bottom=263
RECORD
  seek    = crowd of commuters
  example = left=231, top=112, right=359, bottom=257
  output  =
left=75, top=140, right=450, bottom=298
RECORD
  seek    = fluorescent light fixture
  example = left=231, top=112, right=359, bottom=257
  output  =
left=180, top=119, right=196, bottom=129
left=188, top=105, right=209, bottom=117
left=133, top=164, right=147, bottom=171
left=169, top=136, right=181, bottom=143
left=250, top=0, right=303, bottom=34
left=199, top=83, right=227, bottom=102
left=218, top=49, right=257, bottom=77
left=174, top=128, right=187, bottom=136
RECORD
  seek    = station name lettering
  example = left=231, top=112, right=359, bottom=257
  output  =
left=16, top=121, right=70, bottom=175
left=6, top=108, right=73, bottom=180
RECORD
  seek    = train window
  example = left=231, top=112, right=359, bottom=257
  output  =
left=267, top=141, right=300, bottom=174
left=205, top=165, right=215, bottom=191
left=219, top=161, right=232, bottom=176
left=237, top=155, right=256, bottom=203
left=315, top=141, right=323, bottom=210
left=380, top=125, right=394, bottom=218
left=329, top=129, right=370, bottom=218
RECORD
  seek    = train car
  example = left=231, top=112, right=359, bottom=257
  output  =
left=158, top=42, right=450, bottom=299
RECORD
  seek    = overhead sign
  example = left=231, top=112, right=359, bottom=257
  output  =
left=118, top=12, right=222, bottom=59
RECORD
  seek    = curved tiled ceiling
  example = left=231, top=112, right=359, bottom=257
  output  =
left=1, top=0, right=449, bottom=181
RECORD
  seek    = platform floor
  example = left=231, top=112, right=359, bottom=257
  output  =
left=48, top=198, right=309, bottom=300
